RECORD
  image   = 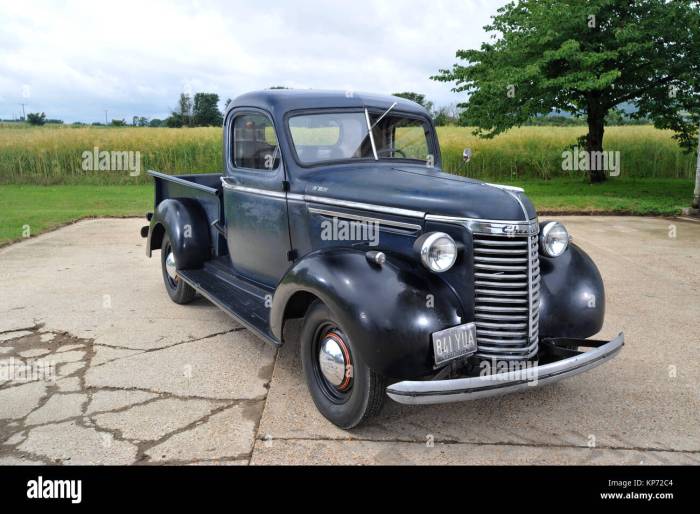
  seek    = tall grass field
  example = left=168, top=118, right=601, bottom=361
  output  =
left=0, top=123, right=696, bottom=184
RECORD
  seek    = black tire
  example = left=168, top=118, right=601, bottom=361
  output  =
left=300, top=301, right=385, bottom=429
left=161, top=234, right=197, bottom=304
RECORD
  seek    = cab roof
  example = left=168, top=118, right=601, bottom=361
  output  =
left=228, top=89, right=430, bottom=118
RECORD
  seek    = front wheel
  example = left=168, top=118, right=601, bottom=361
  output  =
left=160, top=234, right=197, bottom=304
left=300, top=301, right=385, bottom=429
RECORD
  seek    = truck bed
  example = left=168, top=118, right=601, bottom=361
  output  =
left=149, top=170, right=225, bottom=255
left=148, top=170, right=278, bottom=343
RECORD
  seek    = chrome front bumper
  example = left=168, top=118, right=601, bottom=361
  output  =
left=386, top=332, right=624, bottom=405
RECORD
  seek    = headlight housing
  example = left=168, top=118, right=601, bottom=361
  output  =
left=415, top=232, right=457, bottom=273
left=539, top=221, right=569, bottom=257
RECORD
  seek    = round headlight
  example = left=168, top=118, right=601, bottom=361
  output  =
left=539, top=221, right=569, bottom=257
left=417, top=232, right=457, bottom=273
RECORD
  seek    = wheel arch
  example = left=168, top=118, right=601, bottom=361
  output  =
left=146, top=198, right=211, bottom=269
left=147, top=222, right=166, bottom=256
left=271, top=248, right=464, bottom=379
left=278, top=290, right=321, bottom=340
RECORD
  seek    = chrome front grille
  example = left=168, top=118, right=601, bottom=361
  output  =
left=473, top=232, right=540, bottom=360
left=528, top=234, right=541, bottom=346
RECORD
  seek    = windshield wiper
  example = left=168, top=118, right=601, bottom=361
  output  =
left=364, top=102, right=397, bottom=161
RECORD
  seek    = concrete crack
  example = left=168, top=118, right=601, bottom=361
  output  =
left=255, top=435, right=700, bottom=456
left=130, top=399, right=263, bottom=464
left=88, top=327, right=245, bottom=364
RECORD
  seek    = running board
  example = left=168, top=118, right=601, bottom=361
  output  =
left=177, top=265, right=279, bottom=346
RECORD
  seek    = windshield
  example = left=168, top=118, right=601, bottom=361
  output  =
left=288, top=111, right=432, bottom=165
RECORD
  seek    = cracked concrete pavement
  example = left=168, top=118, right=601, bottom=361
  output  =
left=0, top=217, right=698, bottom=465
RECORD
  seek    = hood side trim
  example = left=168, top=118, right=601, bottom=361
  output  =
left=482, top=182, right=529, bottom=222
left=484, top=182, right=524, bottom=193
left=304, top=195, right=425, bottom=218
left=221, top=179, right=426, bottom=219
left=503, top=189, right=530, bottom=222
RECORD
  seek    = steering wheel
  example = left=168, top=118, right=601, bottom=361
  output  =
left=377, top=147, right=407, bottom=158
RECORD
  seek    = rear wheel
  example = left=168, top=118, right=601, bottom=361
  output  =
left=300, top=301, right=385, bottom=429
left=161, top=234, right=197, bottom=304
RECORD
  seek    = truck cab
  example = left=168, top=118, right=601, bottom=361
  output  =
left=143, top=89, right=623, bottom=429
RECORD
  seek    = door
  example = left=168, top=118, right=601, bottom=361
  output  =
left=222, top=109, right=292, bottom=286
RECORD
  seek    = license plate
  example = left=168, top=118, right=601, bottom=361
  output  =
left=432, top=322, right=477, bottom=366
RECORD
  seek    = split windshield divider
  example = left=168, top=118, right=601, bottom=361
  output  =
left=364, top=108, right=379, bottom=160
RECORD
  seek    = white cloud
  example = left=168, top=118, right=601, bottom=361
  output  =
left=0, top=0, right=506, bottom=122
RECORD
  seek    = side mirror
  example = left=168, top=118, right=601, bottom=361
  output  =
left=462, top=148, right=472, bottom=163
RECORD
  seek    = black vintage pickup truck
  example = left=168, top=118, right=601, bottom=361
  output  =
left=142, top=89, right=623, bottom=428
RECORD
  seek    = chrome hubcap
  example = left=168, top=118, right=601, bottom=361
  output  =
left=165, top=252, right=177, bottom=280
left=318, top=333, right=351, bottom=390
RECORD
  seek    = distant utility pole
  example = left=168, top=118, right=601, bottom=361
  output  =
left=105, top=110, right=108, bottom=125
left=19, top=103, right=26, bottom=120
left=693, top=125, right=700, bottom=209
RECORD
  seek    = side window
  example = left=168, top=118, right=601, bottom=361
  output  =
left=232, top=113, right=280, bottom=171
left=385, top=117, right=429, bottom=161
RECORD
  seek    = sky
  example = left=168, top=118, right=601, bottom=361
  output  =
left=0, top=0, right=508, bottom=123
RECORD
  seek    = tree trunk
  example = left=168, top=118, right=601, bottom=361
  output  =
left=586, top=95, right=607, bottom=183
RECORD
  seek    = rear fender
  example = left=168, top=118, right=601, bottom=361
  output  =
left=147, top=198, right=211, bottom=269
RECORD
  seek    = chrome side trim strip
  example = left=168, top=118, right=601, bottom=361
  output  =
left=220, top=179, right=287, bottom=199
left=386, top=333, right=624, bottom=405
left=303, top=195, right=425, bottom=218
left=286, top=192, right=306, bottom=201
left=220, top=178, right=425, bottom=219
left=308, top=208, right=422, bottom=231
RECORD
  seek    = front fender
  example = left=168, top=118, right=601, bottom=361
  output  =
left=271, top=249, right=464, bottom=379
left=147, top=198, right=211, bottom=270
left=538, top=243, right=605, bottom=338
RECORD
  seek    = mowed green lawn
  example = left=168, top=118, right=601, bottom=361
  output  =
left=504, top=178, right=693, bottom=215
left=0, top=178, right=693, bottom=246
left=0, top=185, right=152, bottom=245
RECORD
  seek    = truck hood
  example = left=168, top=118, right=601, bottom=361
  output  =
left=297, top=164, right=536, bottom=221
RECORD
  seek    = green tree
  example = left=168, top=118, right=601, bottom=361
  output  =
left=392, top=92, right=434, bottom=112
left=165, top=113, right=183, bottom=128
left=26, top=112, right=46, bottom=126
left=433, top=103, right=461, bottom=126
left=434, top=0, right=700, bottom=182
left=110, top=119, right=127, bottom=127
left=192, top=92, right=223, bottom=126
left=178, top=93, right=193, bottom=126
